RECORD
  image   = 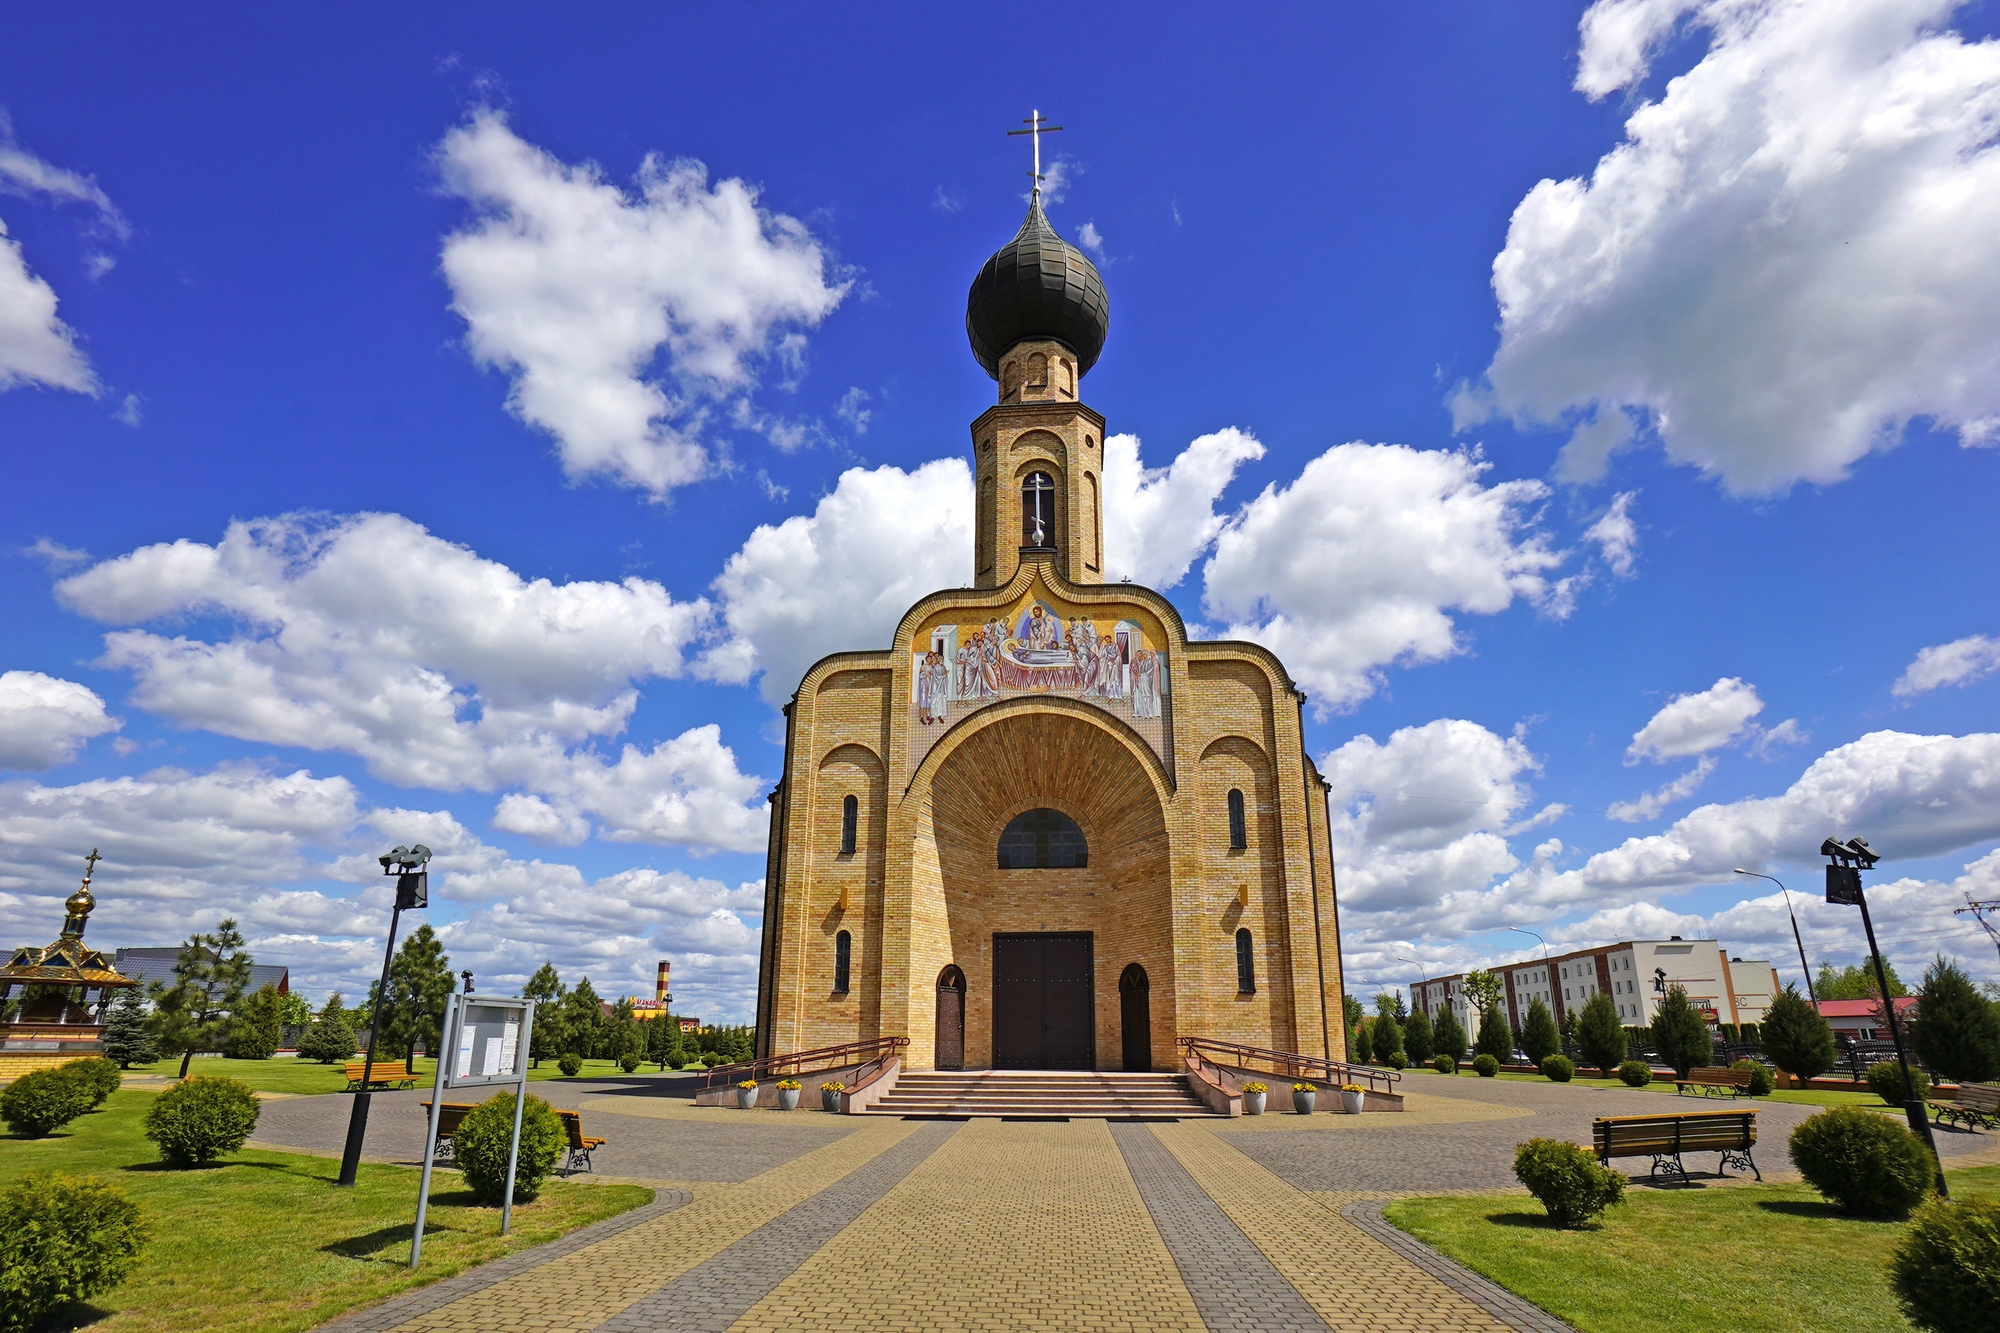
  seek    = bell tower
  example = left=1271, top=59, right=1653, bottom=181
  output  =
left=963, top=148, right=1110, bottom=589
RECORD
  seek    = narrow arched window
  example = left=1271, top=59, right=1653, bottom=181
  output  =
left=997, top=807, right=1087, bottom=868
left=833, top=930, right=851, bottom=994
left=1021, top=471, right=1055, bottom=547
left=1227, top=788, right=1247, bottom=850
left=1235, top=928, right=1256, bottom=994
left=840, top=794, right=857, bottom=855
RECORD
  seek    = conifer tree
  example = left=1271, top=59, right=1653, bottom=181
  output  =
left=1350, top=1020, right=1373, bottom=1064
left=1576, top=991, right=1626, bottom=1075
left=368, top=924, right=454, bottom=1064
left=1476, top=1001, right=1514, bottom=1063
left=521, top=962, right=566, bottom=1066
left=225, top=982, right=284, bottom=1059
left=1371, top=1012, right=1404, bottom=1063
left=1650, top=984, right=1711, bottom=1078
left=562, top=977, right=604, bottom=1059
left=1403, top=1005, right=1435, bottom=1064
left=1911, top=955, right=2000, bottom=1085
left=150, top=919, right=253, bottom=1077
left=1432, top=1006, right=1467, bottom=1064
left=1763, top=983, right=1834, bottom=1084
left=297, top=998, right=357, bottom=1063
left=100, top=986, right=158, bottom=1068
left=1521, top=997, right=1560, bottom=1065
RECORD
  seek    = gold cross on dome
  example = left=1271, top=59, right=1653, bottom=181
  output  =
left=82, top=848, right=101, bottom=882
left=1007, top=110, right=1063, bottom=192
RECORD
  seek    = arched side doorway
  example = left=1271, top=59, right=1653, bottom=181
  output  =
left=936, top=965, right=967, bottom=1070
left=1119, top=963, right=1151, bottom=1072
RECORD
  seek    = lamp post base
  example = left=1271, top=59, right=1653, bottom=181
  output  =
left=337, top=1091, right=371, bottom=1186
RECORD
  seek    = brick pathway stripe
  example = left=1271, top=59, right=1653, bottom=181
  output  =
left=1110, top=1122, right=1332, bottom=1333
left=313, top=1190, right=694, bottom=1333
left=586, top=1120, right=961, bottom=1333
left=1341, top=1201, right=1575, bottom=1333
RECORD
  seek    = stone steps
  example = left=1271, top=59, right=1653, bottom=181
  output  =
left=863, top=1070, right=1218, bottom=1118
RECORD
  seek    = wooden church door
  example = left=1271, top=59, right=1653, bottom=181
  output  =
left=935, top=965, right=966, bottom=1070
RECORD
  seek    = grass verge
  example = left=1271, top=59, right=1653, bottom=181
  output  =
left=1409, top=1067, right=1894, bottom=1109
left=3, top=1088, right=651, bottom=1333
left=127, top=1055, right=711, bottom=1093
left=1386, top=1163, right=2000, bottom=1333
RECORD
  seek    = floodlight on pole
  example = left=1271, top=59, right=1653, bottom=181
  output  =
left=1818, top=835, right=1946, bottom=1199
left=1734, top=869, right=1818, bottom=1004
left=338, top=843, right=431, bottom=1187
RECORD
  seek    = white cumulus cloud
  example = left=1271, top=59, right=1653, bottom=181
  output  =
left=1101, top=428, right=1264, bottom=589
left=0, top=671, right=119, bottom=770
left=1893, top=633, right=2000, bottom=697
left=1202, top=443, right=1567, bottom=712
left=1462, top=0, right=2000, bottom=494
left=437, top=110, right=849, bottom=498
left=1584, top=491, right=1639, bottom=577
left=1626, top=676, right=1765, bottom=762
left=0, top=217, right=94, bottom=393
left=1607, top=755, right=1716, bottom=822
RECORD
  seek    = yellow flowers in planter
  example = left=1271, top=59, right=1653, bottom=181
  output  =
left=775, top=1079, right=802, bottom=1091
left=1340, top=1083, right=1365, bottom=1094
left=737, top=1079, right=758, bottom=1090
left=819, top=1081, right=846, bottom=1092
left=1292, top=1082, right=1316, bottom=1093
left=1241, top=1081, right=1267, bottom=1094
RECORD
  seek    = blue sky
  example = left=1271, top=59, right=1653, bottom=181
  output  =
left=4, top=1, right=1998, bottom=1021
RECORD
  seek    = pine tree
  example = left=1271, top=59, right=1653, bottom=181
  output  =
left=1650, top=984, right=1711, bottom=1078
left=1476, top=1001, right=1514, bottom=1062
left=1371, top=1012, right=1404, bottom=1063
left=1433, top=1006, right=1467, bottom=1064
left=149, top=919, right=254, bottom=1077
left=1403, top=1006, right=1435, bottom=1064
left=225, top=982, right=284, bottom=1059
left=562, top=977, right=604, bottom=1059
left=1350, top=1020, right=1373, bottom=1064
left=369, top=924, right=454, bottom=1065
left=1911, top=955, right=2000, bottom=1085
left=100, top=986, right=158, bottom=1068
left=297, top=1004, right=357, bottom=1063
left=1576, top=991, right=1626, bottom=1075
left=522, top=962, right=566, bottom=1067
left=1521, top=997, right=1560, bottom=1065
left=1763, top=983, right=1834, bottom=1083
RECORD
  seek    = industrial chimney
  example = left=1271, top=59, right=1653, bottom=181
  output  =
left=655, top=959, right=671, bottom=1003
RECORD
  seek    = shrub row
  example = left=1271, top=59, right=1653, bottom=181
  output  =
left=0, top=1057, right=121, bottom=1138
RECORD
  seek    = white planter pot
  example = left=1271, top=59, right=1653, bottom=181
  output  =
left=778, top=1087, right=800, bottom=1111
left=1243, top=1090, right=1266, bottom=1116
left=1292, top=1089, right=1317, bottom=1115
left=736, top=1086, right=758, bottom=1109
left=1341, top=1089, right=1365, bottom=1114
left=821, top=1089, right=842, bottom=1112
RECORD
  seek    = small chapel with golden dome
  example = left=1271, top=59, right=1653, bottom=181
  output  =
left=753, top=176, right=1346, bottom=1073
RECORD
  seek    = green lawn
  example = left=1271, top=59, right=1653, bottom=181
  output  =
left=127, top=1055, right=713, bottom=1094
left=3, top=1087, right=651, bottom=1333
left=1412, top=1066, right=1893, bottom=1110
left=1386, top=1164, right=2000, bottom=1333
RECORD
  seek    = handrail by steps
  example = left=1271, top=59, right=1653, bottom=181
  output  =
left=1176, top=1036, right=1402, bottom=1095
left=698, top=1035, right=908, bottom=1095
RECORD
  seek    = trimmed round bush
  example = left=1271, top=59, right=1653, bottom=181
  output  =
left=143, top=1075, right=259, bottom=1166
left=1432, top=1054, right=1456, bottom=1075
left=1867, top=1060, right=1932, bottom=1107
left=1731, top=1058, right=1774, bottom=1097
left=1513, top=1137, right=1626, bottom=1227
left=68, top=1057, right=122, bottom=1107
left=700, top=1051, right=725, bottom=1068
left=1540, top=1054, right=1575, bottom=1083
left=1617, top=1060, right=1652, bottom=1088
left=557, top=1052, right=583, bottom=1077
left=618, top=1052, right=641, bottom=1074
left=1890, top=1197, right=2000, bottom=1332
left=1385, top=1051, right=1408, bottom=1070
left=0, top=1171, right=149, bottom=1332
left=1, top=1065, right=96, bottom=1138
left=1472, top=1053, right=1500, bottom=1077
left=455, top=1092, right=565, bottom=1205
left=1789, top=1106, right=1933, bottom=1218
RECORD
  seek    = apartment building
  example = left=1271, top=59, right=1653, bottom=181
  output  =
left=1414, top=938, right=1783, bottom=1036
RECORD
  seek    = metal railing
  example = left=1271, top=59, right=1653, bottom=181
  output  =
left=1175, top=1036, right=1402, bottom=1095
left=697, top=1036, right=908, bottom=1095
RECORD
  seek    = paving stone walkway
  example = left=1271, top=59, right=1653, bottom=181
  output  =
left=259, top=1071, right=2000, bottom=1333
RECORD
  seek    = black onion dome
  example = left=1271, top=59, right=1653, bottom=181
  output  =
left=965, top=194, right=1109, bottom=379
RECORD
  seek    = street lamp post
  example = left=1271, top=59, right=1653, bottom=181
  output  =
left=337, top=844, right=430, bottom=1188
left=1735, top=869, right=1817, bottom=1003
left=1507, top=926, right=1549, bottom=963
left=1820, top=836, right=1946, bottom=1199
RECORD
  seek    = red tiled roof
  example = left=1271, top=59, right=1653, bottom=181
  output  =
left=1816, top=998, right=1916, bottom=1018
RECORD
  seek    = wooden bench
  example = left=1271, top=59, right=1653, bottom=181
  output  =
left=557, top=1109, right=606, bottom=1175
left=419, top=1101, right=478, bottom=1161
left=1595, top=1110, right=1760, bottom=1184
left=1930, top=1082, right=2000, bottom=1131
left=1672, top=1067, right=1753, bottom=1098
left=344, top=1060, right=416, bottom=1091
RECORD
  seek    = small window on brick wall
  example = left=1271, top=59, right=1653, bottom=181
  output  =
left=833, top=930, right=852, bottom=994
left=1236, top=928, right=1256, bottom=994
left=1226, top=788, right=1247, bottom=850
left=839, top=794, right=857, bottom=856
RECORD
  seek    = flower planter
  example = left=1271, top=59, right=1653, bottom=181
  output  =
left=736, top=1086, right=758, bottom=1109
left=821, top=1089, right=842, bottom=1113
left=1292, top=1088, right=1317, bottom=1115
left=1243, top=1090, right=1266, bottom=1116
left=778, top=1086, right=800, bottom=1111
left=1340, top=1089, right=1365, bottom=1115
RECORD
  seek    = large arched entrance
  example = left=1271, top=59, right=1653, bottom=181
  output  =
left=919, top=705, right=1173, bottom=1070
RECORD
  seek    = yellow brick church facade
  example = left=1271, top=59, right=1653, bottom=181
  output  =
left=754, top=194, right=1346, bottom=1072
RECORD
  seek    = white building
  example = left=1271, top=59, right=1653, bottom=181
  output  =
left=1415, top=938, right=1783, bottom=1038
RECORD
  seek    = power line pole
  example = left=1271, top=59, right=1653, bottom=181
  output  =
left=1956, top=895, right=2000, bottom=967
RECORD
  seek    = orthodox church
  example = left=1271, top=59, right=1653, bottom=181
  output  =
left=754, top=179, right=1346, bottom=1073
